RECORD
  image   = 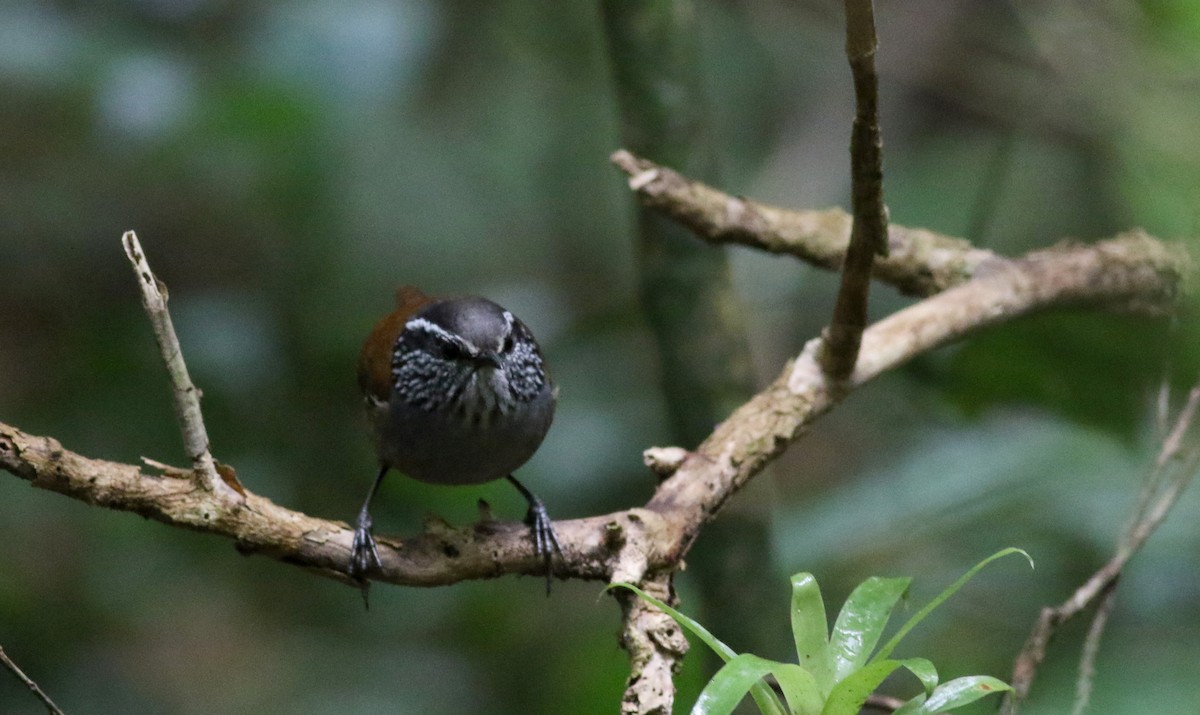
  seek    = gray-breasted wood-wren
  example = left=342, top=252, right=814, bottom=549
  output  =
left=350, top=287, right=560, bottom=599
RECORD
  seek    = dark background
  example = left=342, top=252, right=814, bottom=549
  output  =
left=2, top=1, right=1198, bottom=713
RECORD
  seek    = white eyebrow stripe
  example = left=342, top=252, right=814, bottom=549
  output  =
left=406, top=317, right=461, bottom=346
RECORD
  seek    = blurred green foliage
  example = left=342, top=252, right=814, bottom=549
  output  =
left=1, top=1, right=1198, bottom=713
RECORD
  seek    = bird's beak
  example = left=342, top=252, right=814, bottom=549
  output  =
left=475, top=350, right=503, bottom=369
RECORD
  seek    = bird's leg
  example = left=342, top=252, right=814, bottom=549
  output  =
left=506, top=474, right=562, bottom=595
left=350, top=464, right=389, bottom=607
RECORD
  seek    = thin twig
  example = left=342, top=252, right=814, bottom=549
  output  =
left=0, top=645, right=66, bottom=715
left=1002, top=384, right=1200, bottom=714
left=820, top=0, right=889, bottom=380
left=1156, top=384, right=1200, bottom=468
left=1070, top=579, right=1118, bottom=715
left=121, top=231, right=240, bottom=501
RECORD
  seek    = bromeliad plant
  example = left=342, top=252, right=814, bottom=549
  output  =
left=612, top=548, right=1031, bottom=715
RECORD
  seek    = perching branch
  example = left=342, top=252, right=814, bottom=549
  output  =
left=0, top=418, right=668, bottom=588
left=1001, top=384, right=1200, bottom=715
left=821, top=0, right=890, bottom=380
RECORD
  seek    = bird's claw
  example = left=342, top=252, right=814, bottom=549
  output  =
left=351, top=526, right=382, bottom=576
left=350, top=511, right=382, bottom=608
left=525, top=496, right=562, bottom=596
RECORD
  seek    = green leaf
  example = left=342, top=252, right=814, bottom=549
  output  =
left=904, top=676, right=1013, bottom=713
left=892, top=693, right=927, bottom=715
left=691, top=654, right=823, bottom=715
left=899, top=658, right=939, bottom=695
left=828, top=576, right=910, bottom=684
left=772, top=662, right=826, bottom=715
left=873, top=548, right=1032, bottom=662
left=608, top=583, right=786, bottom=715
left=819, top=659, right=894, bottom=715
left=790, top=572, right=833, bottom=694
left=820, top=658, right=938, bottom=715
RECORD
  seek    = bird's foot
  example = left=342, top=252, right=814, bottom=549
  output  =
left=505, top=474, right=562, bottom=594
left=350, top=510, right=382, bottom=608
left=523, top=494, right=563, bottom=596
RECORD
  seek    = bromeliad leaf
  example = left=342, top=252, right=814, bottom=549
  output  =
left=828, top=576, right=910, bottom=684
left=873, top=548, right=1032, bottom=663
left=691, top=654, right=823, bottom=715
left=892, top=675, right=1013, bottom=714
left=790, top=572, right=833, bottom=694
left=820, top=658, right=936, bottom=715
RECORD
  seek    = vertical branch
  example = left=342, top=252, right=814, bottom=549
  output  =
left=121, top=231, right=240, bottom=501
left=617, top=574, right=690, bottom=715
left=819, top=0, right=889, bottom=380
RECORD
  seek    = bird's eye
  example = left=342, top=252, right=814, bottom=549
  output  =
left=501, top=333, right=515, bottom=353
left=438, top=339, right=467, bottom=361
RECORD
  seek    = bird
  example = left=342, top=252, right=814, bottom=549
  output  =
left=349, top=286, right=561, bottom=601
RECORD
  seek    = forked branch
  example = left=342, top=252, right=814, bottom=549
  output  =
left=1002, top=384, right=1200, bottom=714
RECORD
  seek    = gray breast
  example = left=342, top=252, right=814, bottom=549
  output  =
left=374, top=380, right=556, bottom=485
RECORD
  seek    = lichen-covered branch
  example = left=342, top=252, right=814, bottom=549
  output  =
left=9, top=234, right=1179, bottom=586
left=0, top=420, right=671, bottom=589
left=611, top=149, right=996, bottom=297
left=617, top=574, right=688, bottom=715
